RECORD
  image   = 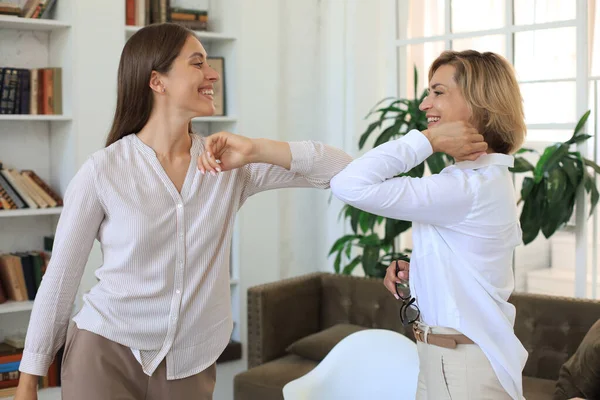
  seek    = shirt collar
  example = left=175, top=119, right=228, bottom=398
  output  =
left=453, top=153, right=514, bottom=170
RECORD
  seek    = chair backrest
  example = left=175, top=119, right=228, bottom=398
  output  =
left=283, top=329, right=419, bottom=400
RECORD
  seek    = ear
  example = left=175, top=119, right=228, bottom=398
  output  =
left=149, top=70, right=166, bottom=94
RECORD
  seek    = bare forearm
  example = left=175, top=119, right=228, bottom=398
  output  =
left=18, top=372, right=38, bottom=388
left=250, top=139, right=292, bottom=169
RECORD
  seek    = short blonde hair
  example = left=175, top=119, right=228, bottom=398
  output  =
left=429, top=50, right=526, bottom=154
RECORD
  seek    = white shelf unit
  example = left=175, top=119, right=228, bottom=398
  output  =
left=0, top=15, right=70, bottom=31
left=0, top=208, right=62, bottom=218
left=0, top=115, right=71, bottom=122
left=125, top=24, right=237, bottom=41
left=0, top=1, right=107, bottom=398
left=0, top=301, right=34, bottom=314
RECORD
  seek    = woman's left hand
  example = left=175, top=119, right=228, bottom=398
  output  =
left=198, top=131, right=256, bottom=175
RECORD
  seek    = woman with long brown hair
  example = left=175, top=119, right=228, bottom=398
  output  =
left=12, top=23, right=357, bottom=400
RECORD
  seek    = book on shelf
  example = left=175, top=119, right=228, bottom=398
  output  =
left=0, top=164, right=63, bottom=211
left=0, top=0, right=58, bottom=19
left=0, top=252, right=50, bottom=303
left=0, top=67, right=62, bottom=115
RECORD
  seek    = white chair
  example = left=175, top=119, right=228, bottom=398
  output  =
left=283, top=329, right=419, bottom=400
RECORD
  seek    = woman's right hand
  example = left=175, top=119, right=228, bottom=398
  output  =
left=14, top=373, right=38, bottom=400
left=423, top=121, right=488, bottom=161
left=383, top=260, right=410, bottom=300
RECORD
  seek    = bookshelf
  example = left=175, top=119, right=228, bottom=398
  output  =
left=0, top=0, right=243, bottom=397
left=0, top=208, right=62, bottom=218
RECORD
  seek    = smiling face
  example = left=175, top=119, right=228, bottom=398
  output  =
left=153, top=35, right=220, bottom=117
left=419, top=64, right=471, bottom=129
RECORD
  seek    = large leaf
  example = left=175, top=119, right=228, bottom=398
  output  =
left=545, top=168, right=568, bottom=204
left=333, top=250, right=342, bottom=273
left=384, top=218, right=412, bottom=243
left=561, top=156, right=583, bottom=188
left=570, top=109, right=591, bottom=140
left=342, top=256, right=362, bottom=275
left=534, top=143, right=568, bottom=183
left=520, top=177, right=535, bottom=201
left=350, top=206, right=362, bottom=233
left=359, top=234, right=381, bottom=247
left=374, top=120, right=404, bottom=147
left=365, top=97, right=396, bottom=118
left=520, top=183, right=545, bottom=244
left=566, top=134, right=593, bottom=145
left=359, top=121, right=382, bottom=150
left=361, top=245, right=381, bottom=276
left=515, top=148, right=537, bottom=155
left=359, top=212, right=379, bottom=233
left=328, top=234, right=358, bottom=256
left=510, top=157, right=535, bottom=173
left=584, top=157, right=600, bottom=175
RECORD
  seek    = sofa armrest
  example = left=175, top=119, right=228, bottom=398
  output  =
left=510, top=292, right=600, bottom=381
left=247, top=272, right=324, bottom=368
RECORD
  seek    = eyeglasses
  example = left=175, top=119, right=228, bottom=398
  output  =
left=394, top=261, right=420, bottom=326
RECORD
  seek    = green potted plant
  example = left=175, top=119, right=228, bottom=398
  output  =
left=329, top=69, right=600, bottom=278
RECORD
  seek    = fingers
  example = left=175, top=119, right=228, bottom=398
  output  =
left=384, top=263, right=400, bottom=299
left=197, top=151, right=222, bottom=176
left=396, top=260, right=410, bottom=281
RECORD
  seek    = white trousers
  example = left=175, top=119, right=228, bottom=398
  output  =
left=415, top=324, right=512, bottom=400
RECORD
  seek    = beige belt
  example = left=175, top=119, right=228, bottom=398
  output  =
left=412, top=323, right=474, bottom=349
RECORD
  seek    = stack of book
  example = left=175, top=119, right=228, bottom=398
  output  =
left=0, top=252, right=50, bottom=303
left=0, top=68, right=62, bottom=115
left=169, top=7, right=208, bottom=31
left=0, top=0, right=57, bottom=19
left=0, top=341, right=62, bottom=397
left=0, top=165, right=63, bottom=211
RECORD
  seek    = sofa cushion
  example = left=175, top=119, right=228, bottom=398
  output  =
left=233, top=354, right=317, bottom=400
left=286, top=323, right=366, bottom=361
left=554, top=319, right=600, bottom=400
left=523, top=376, right=556, bottom=400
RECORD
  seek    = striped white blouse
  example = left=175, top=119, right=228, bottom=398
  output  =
left=19, top=133, right=352, bottom=379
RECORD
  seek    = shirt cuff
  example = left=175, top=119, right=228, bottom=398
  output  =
left=19, top=350, right=53, bottom=377
left=402, top=129, right=434, bottom=160
left=288, top=141, right=314, bottom=175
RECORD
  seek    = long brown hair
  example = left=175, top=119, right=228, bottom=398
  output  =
left=429, top=50, right=526, bottom=154
left=105, top=23, right=194, bottom=147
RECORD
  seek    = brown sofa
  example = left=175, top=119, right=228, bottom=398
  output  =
left=234, top=273, right=600, bottom=400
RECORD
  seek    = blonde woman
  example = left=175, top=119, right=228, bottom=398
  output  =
left=331, top=50, right=528, bottom=399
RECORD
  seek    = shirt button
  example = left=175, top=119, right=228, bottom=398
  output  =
left=172, top=316, right=178, bottom=321
left=179, top=233, right=184, bottom=238
left=176, top=289, right=181, bottom=294
left=177, top=204, right=183, bottom=209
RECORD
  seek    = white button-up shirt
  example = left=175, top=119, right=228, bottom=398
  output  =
left=20, top=133, right=352, bottom=379
left=330, top=130, right=528, bottom=400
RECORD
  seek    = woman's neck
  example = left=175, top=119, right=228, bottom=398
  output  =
left=136, top=108, right=192, bottom=160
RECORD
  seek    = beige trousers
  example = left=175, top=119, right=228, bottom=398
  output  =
left=61, top=324, right=217, bottom=400
left=415, top=324, right=512, bottom=400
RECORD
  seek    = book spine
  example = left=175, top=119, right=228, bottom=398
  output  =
left=2, top=170, right=38, bottom=209
left=22, top=170, right=63, bottom=206
left=0, top=172, right=27, bottom=209
left=126, top=0, right=136, bottom=26
left=30, top=69, right=38, bottom=115
left=20, top=69, right=31, bottom=115
left=52, top=68, right=61, bottom=115
left=21, top=173, right=55, bottom=207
